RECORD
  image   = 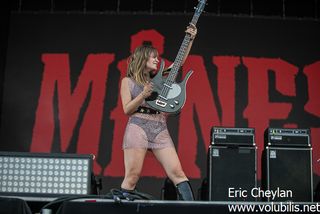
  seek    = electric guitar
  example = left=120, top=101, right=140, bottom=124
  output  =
left=146, top=0, right=206, bottom=113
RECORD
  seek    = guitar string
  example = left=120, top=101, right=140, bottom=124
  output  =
left=160, top=35, right=192, bottom=98
left=157, top=5, right=202, bottom=101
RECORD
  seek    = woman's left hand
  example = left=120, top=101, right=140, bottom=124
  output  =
left=185, top=23, right=197, bottom=40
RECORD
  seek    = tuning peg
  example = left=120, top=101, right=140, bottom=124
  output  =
left=194, top=6, right=206, bottom=11
left=198, top=0, right=208, bottom=4
left=195, top=8, right=206, bottom=13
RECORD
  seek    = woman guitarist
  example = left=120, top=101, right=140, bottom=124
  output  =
left=119, top=24, right=197, bottom=200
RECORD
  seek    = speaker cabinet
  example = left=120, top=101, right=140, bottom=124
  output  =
left=262, top=147, right=313, bottom=202
left=208, top=145, right=257, bottom=201
left=315, top=181, right=320, bottom=202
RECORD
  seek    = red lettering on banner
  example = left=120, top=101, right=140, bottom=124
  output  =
left=243, top=57, right=298, bottom=179
left=304, top=61, right=320, bottom=116
left=178, top=56, right=241, bottom=177
left=31, top=53, right=115, bottom=173
left=283, top=124, right=297, bottom=128
left=304, top=61, right=320, bottom=175
left=104, top=30, right=170, bottom=177
left=179, top=56, right=221, bottom=177
left=213, top=56, right=241, bottom=125
left=103, top=58, right=127, bottom=176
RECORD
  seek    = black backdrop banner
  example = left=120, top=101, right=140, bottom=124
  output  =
left=1, top=13, right=320, bottom=197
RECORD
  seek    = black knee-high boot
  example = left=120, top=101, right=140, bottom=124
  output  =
left=176, top=180, right=194, bottom=201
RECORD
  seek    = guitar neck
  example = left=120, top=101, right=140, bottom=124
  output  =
left=167, top=14, right=201, bottom=83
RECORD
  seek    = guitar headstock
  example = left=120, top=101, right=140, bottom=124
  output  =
left=194, top=0, right=207, bottom=16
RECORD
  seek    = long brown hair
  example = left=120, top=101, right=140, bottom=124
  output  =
left=127, top=45, right=158, bottom=85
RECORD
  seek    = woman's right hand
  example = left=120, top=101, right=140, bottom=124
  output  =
left=141, top=82, right=154, bottom=98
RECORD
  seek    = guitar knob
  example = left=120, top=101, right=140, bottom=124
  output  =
left=169, top=104, right=174, bottom=108
left=174, top=100, right=179, bottom=105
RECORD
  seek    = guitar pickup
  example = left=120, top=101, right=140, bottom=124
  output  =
left=156, top=99, right=167, bottom=107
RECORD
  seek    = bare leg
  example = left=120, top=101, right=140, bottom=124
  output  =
left=153, top=147, right=194, bottom=200
left=121, top=148, right=147, bottom=190
left=152, top=147, right=188, bottom=185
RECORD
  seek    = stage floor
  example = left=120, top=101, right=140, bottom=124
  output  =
left=1, top=196, right=319, bottom=214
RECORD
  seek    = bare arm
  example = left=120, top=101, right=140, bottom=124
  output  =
left=120, top=78, right=153, bottom=115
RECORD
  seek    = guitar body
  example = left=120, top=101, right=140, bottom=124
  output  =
left=146, top=61, right=193, bottom=113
